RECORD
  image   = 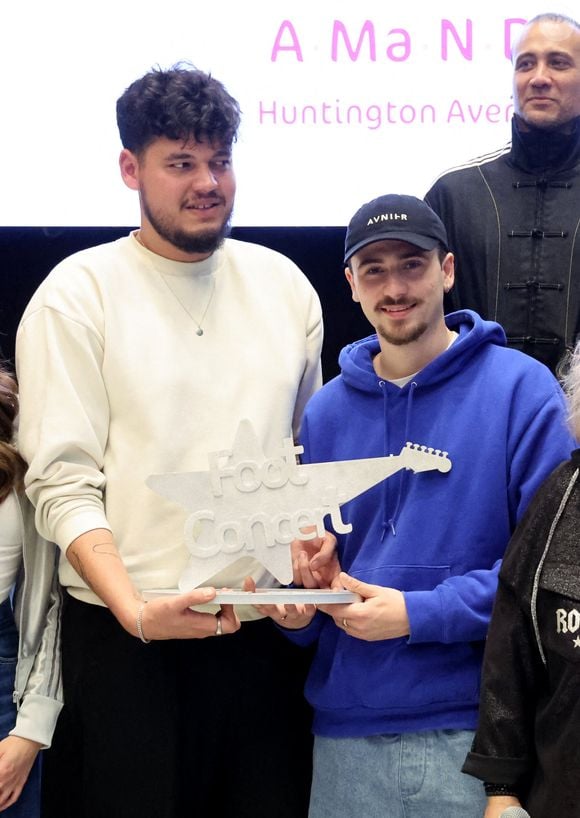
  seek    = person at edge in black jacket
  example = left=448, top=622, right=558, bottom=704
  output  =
left=425, top=13, right=580, bottom=375
left=462, top=339, right=580, bottom=817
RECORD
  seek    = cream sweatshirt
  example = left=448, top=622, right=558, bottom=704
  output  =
left=16, top=235, right=322, bottom=607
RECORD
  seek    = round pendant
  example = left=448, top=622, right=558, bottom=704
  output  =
left=196, top=328, right=204, bottom=337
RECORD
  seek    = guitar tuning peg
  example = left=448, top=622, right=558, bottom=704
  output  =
left=405, top=441, right=412, bottom=448
left=427, top=448, right=434, bottom=454
left=434, top=449, right=441, bottom=455
left=419, top=445, right=426, bottom=451
left=442, top=451, right=448, bottom=458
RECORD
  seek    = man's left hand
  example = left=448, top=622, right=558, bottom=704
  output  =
left=318, top=572, right=410, bottom=641
left=291, top=529, right=341, bottom=589
left=243, top=576, right=316, bottom=629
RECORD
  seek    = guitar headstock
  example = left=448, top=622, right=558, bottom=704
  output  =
left=399, top=441, right=452, bottom=474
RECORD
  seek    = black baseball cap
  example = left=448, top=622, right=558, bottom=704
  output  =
left=344, top=194, right=449, bottom=263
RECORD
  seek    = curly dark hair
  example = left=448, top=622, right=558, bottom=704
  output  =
left=116, top=64, right=241, bottom=155
left=0, top=367, right=25, bottom=502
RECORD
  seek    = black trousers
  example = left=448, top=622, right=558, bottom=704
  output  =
left=42, top=594, right=313, bottom=818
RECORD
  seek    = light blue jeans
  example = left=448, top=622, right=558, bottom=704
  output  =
left=309, top=730, right=486, bottom=818
left=0, top=598, right=41, bottom=817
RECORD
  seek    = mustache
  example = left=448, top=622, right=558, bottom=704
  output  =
left=182, top=193, right=225, bottom=206
left=375, top=297, right=419, bottom=310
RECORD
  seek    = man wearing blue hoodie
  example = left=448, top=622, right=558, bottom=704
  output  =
left=266, top=195, right=576, bottom=818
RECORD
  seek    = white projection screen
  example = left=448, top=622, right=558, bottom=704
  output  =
left=1, top=0, right=576, bottom=227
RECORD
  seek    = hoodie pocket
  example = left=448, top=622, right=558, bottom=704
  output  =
left=352, top=563, right=451, bottom=591
left=309, top=563, right=483, bottom=712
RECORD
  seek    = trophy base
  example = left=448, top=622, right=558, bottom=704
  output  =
left=144, top=588, right=360, bottom=605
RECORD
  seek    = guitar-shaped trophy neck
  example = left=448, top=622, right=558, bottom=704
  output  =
left=399, top=441, right=452, bottom=474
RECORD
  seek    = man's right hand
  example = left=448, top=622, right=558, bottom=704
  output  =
left=137, top=588, right=240, bottom=640
left=66, top=529, right=240, bottom=640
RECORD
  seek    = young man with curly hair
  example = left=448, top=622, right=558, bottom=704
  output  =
left=17, top=66, right=322, bottom=818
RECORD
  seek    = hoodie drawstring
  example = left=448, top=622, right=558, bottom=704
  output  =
left=381, top=381, right=418, bottom=538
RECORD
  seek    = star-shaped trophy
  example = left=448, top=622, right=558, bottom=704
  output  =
left=146, top=419, right=452, bottom=604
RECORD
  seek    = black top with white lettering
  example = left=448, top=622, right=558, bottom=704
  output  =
left=463, top=449, right=580, bottom=818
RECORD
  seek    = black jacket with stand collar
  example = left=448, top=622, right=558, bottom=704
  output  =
left=426, top=115, right=580, bottom=374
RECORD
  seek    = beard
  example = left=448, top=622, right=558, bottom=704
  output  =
left=375, top=298, right=428, bottom=346
left=141, top=193, right=233, bottom=256
left=377, top=322, right=428, bottom=346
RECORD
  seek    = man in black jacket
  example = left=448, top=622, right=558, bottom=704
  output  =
left=425, top=13, right=580, bottom=375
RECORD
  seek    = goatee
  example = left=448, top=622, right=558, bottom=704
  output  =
left=377, top=322, right=428, bottom=347
left=142, top=195, right=233, bottom=256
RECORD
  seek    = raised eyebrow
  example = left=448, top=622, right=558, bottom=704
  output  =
left=514, top=51, right=535, bottom=64
left=358, top=256, right=385, bottom=267
left=165, top=152, right=196, bottom=161
left=358, top=251, right=427, bottom=269
left=516, top=49, right=572, bottom=64
left=164, top=150, right=232, bottom=162
left=547, top=50, right=574, bottom=61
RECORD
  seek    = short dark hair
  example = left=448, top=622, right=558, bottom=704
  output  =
left=512, top=13, right=580, bottom=59
left=116, top=64, right=241, bottom=155
left=526, top=13, right=580, bottom=30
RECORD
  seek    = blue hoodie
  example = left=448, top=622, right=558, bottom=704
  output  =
left=288, top=311, right=575, bottom=738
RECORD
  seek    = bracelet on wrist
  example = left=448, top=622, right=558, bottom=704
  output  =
left=484, top=782, right=519, bottom=797
left=136, top=601, right=151, bottom=644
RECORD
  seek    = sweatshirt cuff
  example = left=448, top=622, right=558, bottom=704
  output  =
left=11, top=695, right=63, bottom=749
left=404, top=589, right=444, bottom=643
left=278, top=612, right=324, bottom=646
left=54, top=511, right=112, bottom=552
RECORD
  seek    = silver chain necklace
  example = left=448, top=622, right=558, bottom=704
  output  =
left=158, top=272, right=216, bottom=336
left=136, top=231, right=216, bottom=336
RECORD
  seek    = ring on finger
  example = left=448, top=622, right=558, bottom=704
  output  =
left=280, top=614, right=288, bottom=621
left=215, top=612, right=223, bottom=636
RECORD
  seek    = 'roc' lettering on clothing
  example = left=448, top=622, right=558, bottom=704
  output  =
left=556, top=608, right=580, bottom=634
